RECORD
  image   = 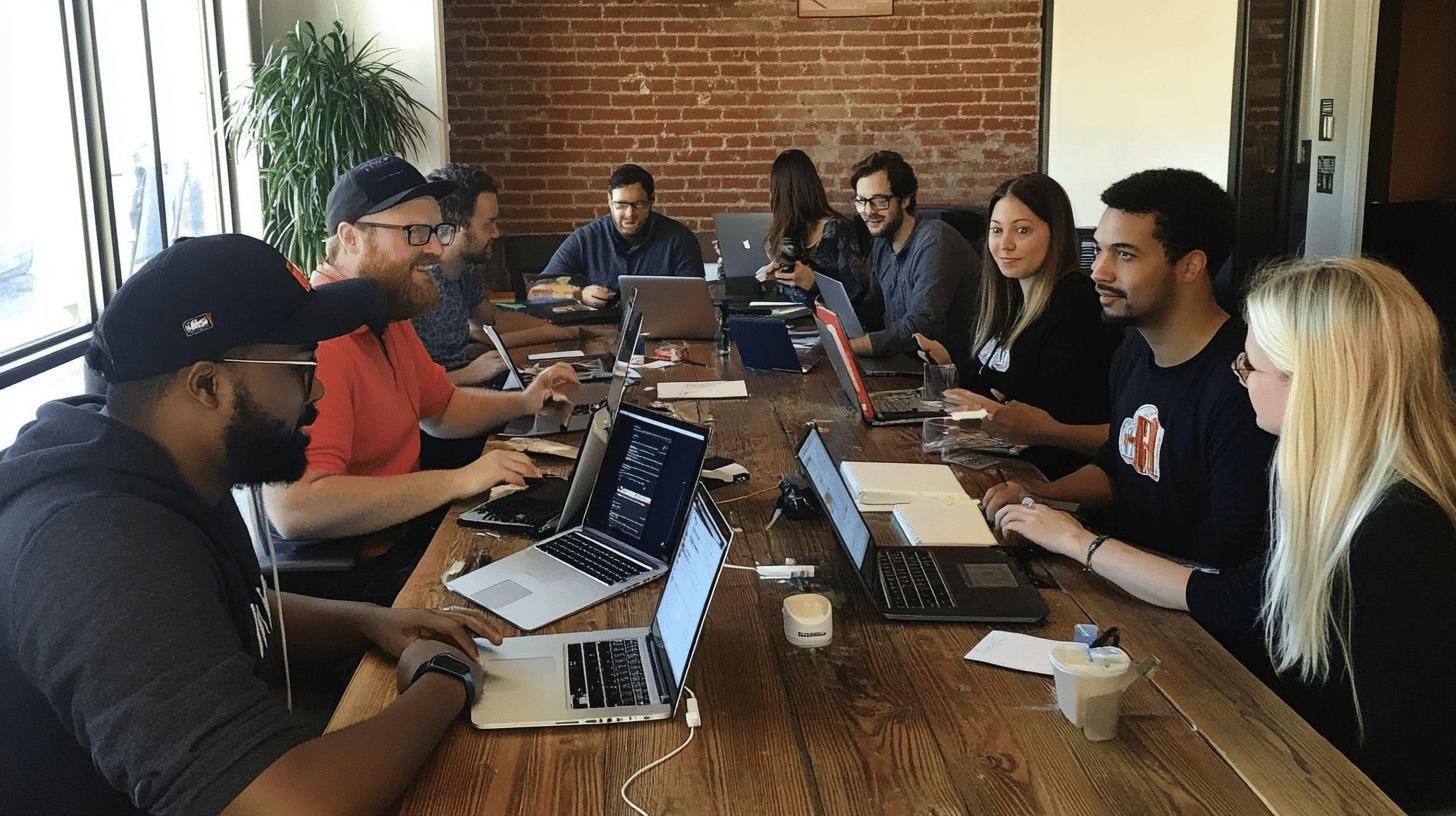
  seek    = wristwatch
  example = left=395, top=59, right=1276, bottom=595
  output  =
left=409, top=653, right=476, bottom=713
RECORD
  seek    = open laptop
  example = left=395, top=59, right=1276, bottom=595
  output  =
left=816, top=305, right=945, bottom=426
left=713, top=212, right=773, bottom=300
left=814, top=274, right=920, bottom=376
left=796, top=426, right=1047, bottom=624
left=729, top=315, right=821, bottom=374
left=469, top=483, right=731, bottom=728
left=448, top=402, right=711, bottom=631
left=618, top=276, right=718, bottom=340
left=458, top=406, right=611, bottom=536
left=497, top=305, right=643, bottom=437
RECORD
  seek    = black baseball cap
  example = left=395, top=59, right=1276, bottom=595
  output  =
left=87, top=234, right=381, bottom=383
left=325, top=155, right=456, bottom=235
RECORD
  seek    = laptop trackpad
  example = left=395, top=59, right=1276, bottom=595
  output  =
left=475, top=579, right=532, bottom=608
left=473, top=656, right=561, bottom=725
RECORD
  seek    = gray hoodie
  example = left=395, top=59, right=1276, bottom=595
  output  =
left=0, top=397, right=309, bottom=815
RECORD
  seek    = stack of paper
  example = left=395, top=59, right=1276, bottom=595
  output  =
left=837, top=461, right=972, bottom=511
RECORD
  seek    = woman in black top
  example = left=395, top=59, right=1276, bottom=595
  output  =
left=753, top=149, right=869, bottom=307
left=992, top=257, right=1456, bottom=812
left=916, top=173, right=1121, bottom=478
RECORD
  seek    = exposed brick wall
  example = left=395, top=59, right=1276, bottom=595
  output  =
left=442, top=0, right=1043, bottom=236
left=1232, top=0, right=1294, bottom=281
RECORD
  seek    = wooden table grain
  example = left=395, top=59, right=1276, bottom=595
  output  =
left=327, top=327, right=1400, bottom=816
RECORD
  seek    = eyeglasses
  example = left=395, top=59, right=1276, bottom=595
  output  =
left=609, top=200, right=651, bottom=214
left=354, top=221, right=456, bottom=246
left=851, top=195, right=896, bottom=212
left=220, top=358, right=318, bottom=395
left=1230, top=351, right=1286, bottom=387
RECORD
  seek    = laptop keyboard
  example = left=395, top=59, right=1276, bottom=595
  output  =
left=567, top=638, right=652, bottom=709
left=877, top=548, right=955, bottom=609
left=538, top=531, right=651, bottom=585
left=873, top=389, right=932, bottom=413
left=468, top=476, right=567, bottom=527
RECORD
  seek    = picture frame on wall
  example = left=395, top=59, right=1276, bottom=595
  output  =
left=798, top=0, right=893, bottom=18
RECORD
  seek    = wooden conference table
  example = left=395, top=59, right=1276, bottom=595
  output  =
left=328, top=326, right=1400, bottom=816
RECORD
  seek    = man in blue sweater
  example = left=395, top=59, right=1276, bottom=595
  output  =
left=535, top=163, right=703, bottom=307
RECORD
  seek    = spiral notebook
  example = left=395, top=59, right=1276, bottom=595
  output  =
left=890, top=502, right=998, bottom=547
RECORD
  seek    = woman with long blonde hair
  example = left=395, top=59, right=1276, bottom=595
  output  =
left=993, top=256, right=1456, bottom=811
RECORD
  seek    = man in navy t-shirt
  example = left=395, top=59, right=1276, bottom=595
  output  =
left=534, top=163, right=703, bottom=307
left=984, top=169, right=1275, bottom=569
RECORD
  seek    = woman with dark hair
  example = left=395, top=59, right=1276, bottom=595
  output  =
left=754, top=149, right=869, bottom=306
left=916, top=172, right=1121, bottom=478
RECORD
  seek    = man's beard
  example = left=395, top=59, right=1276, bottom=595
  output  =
left=225, top=387, right=317, bottom=486
left=458, top=236, right=493, bottom=266
left=360, top=243, right=438, bottom=321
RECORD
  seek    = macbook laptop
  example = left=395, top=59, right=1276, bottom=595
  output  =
left=729, top=315, right=821, bottom=374
left=448, top=402, right=711, bottom=630
left=458, top=406, right=612, bottom=536
left=618, top=276, right=719, bottom=340
left=498, top=304, right=643, bottom=437
left=713, top=212, right=773, bottom=300
left=469, top=483, right=731, bottom=728
left=814, top=274, right=920, bottom=376
left=796, top=426, right=1047, bottom=624
left=815, top=305, right=945, bottom=426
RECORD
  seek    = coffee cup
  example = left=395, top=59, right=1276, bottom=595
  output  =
left=1049, top=643, right=1132, bottom=741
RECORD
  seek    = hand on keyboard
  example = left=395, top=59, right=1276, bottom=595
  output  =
left=454, top=449, right=541, bottom=501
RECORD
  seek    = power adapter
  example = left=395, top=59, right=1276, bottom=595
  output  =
left=775, top=475, right=821, bottom=520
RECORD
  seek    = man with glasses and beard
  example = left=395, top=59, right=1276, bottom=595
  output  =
left=264, top=156, right=579, bottom=604
left=846, top=150, right=979, bottom=365
left=533, top=163, right=704, bottom=307
left=0, top=234, right=506, bottom=815
left=412, top=163, right=575, bottom=389
left=983, top=169, right=1275, bottom=571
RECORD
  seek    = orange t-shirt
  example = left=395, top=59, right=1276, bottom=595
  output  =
left=305, top=265, right=455, bottom=477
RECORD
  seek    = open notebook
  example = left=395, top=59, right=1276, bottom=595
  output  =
left=891, top=502, right=998, bottom=547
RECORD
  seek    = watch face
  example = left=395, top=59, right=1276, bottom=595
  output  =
left=431, top=653, right=472, bottom=675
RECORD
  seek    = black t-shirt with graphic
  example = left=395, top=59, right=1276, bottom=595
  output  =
left=1090, top=318, right=1275, bottom=567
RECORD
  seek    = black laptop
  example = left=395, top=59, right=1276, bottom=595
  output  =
left=795, top=427, right=1047, bottom=624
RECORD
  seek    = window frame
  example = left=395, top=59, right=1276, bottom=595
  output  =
left=0, top=0, right=237, bottom=391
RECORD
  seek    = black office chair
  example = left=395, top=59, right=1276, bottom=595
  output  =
left=918, top=206, right=987, bottom=255
left=502, top=234, right=569, bottom=300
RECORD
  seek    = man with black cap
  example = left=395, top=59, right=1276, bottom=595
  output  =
left=264, top=156, right=578, bottom=603
left=0, top=234, right=504, bottom=815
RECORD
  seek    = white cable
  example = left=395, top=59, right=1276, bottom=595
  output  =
left=620, top=686, right=698, bottom=816
left=253, top=486, right=293, bottom=713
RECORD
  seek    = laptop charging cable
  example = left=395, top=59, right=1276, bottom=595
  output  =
left=620, top=686, right=700, bottom=816
left=722, top=560, right=817, bottom=581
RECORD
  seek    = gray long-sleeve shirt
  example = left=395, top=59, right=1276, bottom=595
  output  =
left=863, top=217, right=979, bottom=361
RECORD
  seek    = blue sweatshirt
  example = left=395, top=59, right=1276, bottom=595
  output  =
left=538, top=211, right=704, bottom=290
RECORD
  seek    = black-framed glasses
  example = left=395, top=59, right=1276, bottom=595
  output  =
left=851, top=195, right=896, bottom=212
left=354, top=221, right=456, bottom=246
left=220, top=358, right=318, bottom=395
left=609, top=200, right=652, bottom=214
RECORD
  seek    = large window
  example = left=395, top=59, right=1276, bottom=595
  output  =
left=0, top=0, right=233, bottom=447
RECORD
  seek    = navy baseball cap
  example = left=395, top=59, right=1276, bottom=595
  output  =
left=87, top=234, right=380, bottom=383
left=325, top=155, right=456, bottom=235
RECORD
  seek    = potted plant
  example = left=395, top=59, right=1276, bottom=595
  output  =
left=227, top=20, right=433, bottom=270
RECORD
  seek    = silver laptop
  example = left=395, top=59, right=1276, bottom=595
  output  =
left=498, top=304, right=644, bottom=437
left=469, top=483, right=731, bottom=728
left=814, top=273, right=920, bottom=376
left=449, top=403, right=711, bottom=630
left=618, top=275, right=718, bottom=340
left=713, top=212, right=774, bottom=299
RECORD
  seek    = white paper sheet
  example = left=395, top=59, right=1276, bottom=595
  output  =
left=656, top=380, right=749, bottom=400
left=527, top=349, right=586, bottom=361
left=631, top=360, right=676, bottom=370
left=964, top=631, right=1073, bottom=676
left=949, top=409, right=990, bottom=421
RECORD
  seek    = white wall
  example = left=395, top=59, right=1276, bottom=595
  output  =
left=1045, top=1, right=1240, bottom=228
left=253, top=0, right=448, bottom=173
left=1300, top=0, right=1380, bottom=255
